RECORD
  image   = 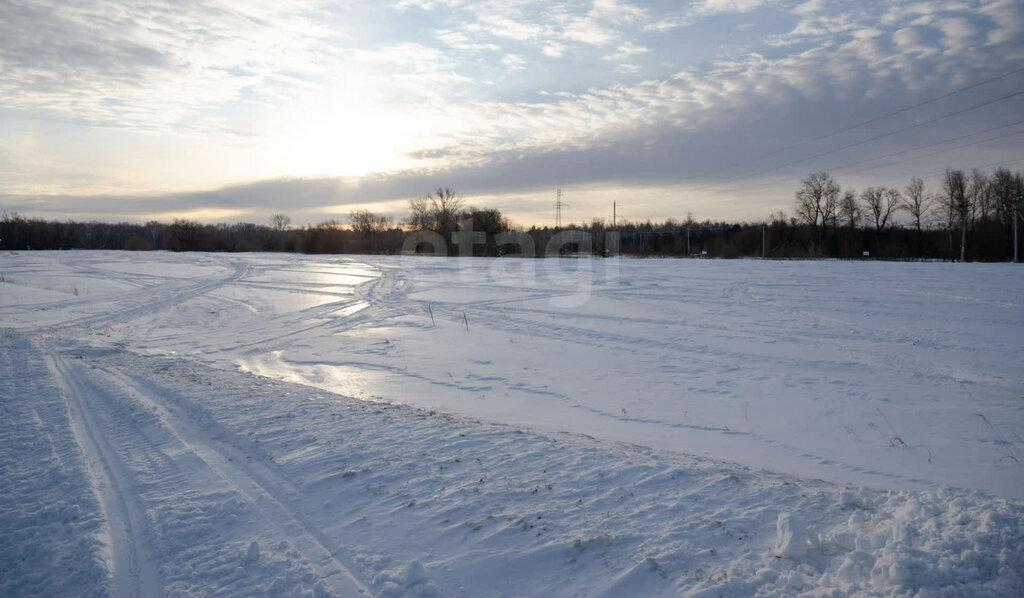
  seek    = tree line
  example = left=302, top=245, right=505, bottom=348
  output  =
left=2, top=170, right=1021, bottom=260
left=789, top=167, right=1022, bottom=260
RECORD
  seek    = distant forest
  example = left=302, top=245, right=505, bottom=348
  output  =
left=2, top=167, right=1022, bottom=261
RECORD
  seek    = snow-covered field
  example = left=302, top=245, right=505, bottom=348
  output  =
left=1, top=250, right=1022, bottom=596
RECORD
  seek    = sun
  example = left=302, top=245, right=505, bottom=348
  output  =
left=275, top=110, right=405, bottom=177
left=258, top=84, right=420, bottom=179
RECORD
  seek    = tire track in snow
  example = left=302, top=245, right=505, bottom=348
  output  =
left=42, top=345, right=163, bottom=598
left=45, top=260, right=252, bottom=333
left=94, top=364, right=373, bottom=597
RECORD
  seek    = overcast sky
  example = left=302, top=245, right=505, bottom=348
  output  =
left=1, top=0, right=1023, bottom=227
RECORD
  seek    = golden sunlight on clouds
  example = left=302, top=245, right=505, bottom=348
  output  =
left=316, top=198, right=410, bottom=220
left=254, top=77, right=443, bottom=179
left=141, top=207, right=251, bottom=222
left=265, top=109, right=411, bottom=178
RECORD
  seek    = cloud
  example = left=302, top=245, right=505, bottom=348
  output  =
left=436, top=30, right=501, bottom=52
left=2, top=0, right=1021, bottom=224
left=695, top=0, right=773, bottom=17
left=0, top=0, right=337, bottom=136
left=563, top=18, right=618, bottom=45
left=424, top=0, right=647, bottom=52
left=935, top=16, right=980, bottom=53
left=465, top=13, right=549, bottom=42
left=979, top=0, right=1024, bottom=47
left=559, top=1, right=646, bottom=46
left=603, top=41, right=649, bottom=62
left=891, top=26, right=938, bottom=58
left=645, top=0, right=777, bottom=32
left=542, top=42, right=567, bottom=57
left=501, top=54, right=527, bottom=70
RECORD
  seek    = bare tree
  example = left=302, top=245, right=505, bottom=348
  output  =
left=967, top=169, right=991, bottom=224
left=270, top=213, right=291, bottom=230
left=170, top=218, right=202, bottom=251
left=991, top=167, right=1024, bottom=230
left=349, top=210, right=392, bottom=235
left=883, top=188, right=901, bottom=229
left=464, top=207, right=509, bottom=235
left=146, top=220, right=162, bottom=247
left=823, top=188, right=839, bottom=229
left=406, top=197, right=431, bottom=231
left=901, top=176, right=930, bottom=233
left=427, top=187, right=464, bottom=237
left=405, top=188, right=464, bottom=234
left=943, top=168, right=968, bottom=260
left=795, top=172, right=828, bottom=227
left=861, top=187, right=898, bottom=232
left=794, top=172, right=840, bottom=251
left=838, top=189, right=861, bottom=228
left=403, top=188, right=466, bottom=254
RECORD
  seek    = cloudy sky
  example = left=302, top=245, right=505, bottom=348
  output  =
left=1, top=0, right=1023, bottom=227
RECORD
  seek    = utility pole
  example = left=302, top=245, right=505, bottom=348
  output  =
left=959, top=195, right=969, bottom=262
left=1015, top=195, right=1021, bottom=263
left=612, top=201, right=616, bottom=228
left=762, top=223, right=766, bottom=259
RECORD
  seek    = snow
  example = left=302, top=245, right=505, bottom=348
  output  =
left=775, top=513, right=809, bottom=559
left=0, top=250, right=1022, bottom=596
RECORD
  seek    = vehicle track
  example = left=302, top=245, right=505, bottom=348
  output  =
left=94, top=358, right=372, bottom=597
left=42, top=340, right=373, bottom=596
left=43, top=345, right=163, bottom=598
left=46, top=261, right=252, bottom=333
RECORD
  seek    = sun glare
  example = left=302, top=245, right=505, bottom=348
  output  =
left=261, top=85, right=420, bottom=179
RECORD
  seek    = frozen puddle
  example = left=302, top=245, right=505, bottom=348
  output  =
left=237, top=349, right=392, bottom=400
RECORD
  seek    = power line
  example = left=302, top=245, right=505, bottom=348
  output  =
left=804, top=66, right=1024, bottom=145
left=689, top=66, right=1024, bottom=185
left=717, top=87, right=1024, bottom=186
left=835, top=118, right=1024, bottom=173
left=837, top=127, right=1024, bottom=179
left=694, top=117, right=1024, bottom=197
left=684, top=87, right=1024, bottom=198
left=882, top=155, right=1024, bottom=189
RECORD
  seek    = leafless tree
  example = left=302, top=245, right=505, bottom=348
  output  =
left=270, top=213, right=291, bottom=230
left=349, top=210, right=392, bottom=235
left=406, top=197, right=431, bottom=231
left=861, top=187, right=899, bottom=232
left=428, top=187, right=464, bottom=236
left=406, top=188, right=464, bottom=235
left=794, top=172, right=840, bottom=251
left=795, top=172, right=832, bottom=227
left=943, top=168, right=968, bottom=260
left=170, top=218, right=202, bottom=251
left=146, top=220, right=161, bottom=247
left=823, top=184, right=839, bottom=229
left=901, top=177, right=930, bottom=233
left=838, top=188, right=861, bottom=228
left=991, top=167, right=1024, bottom=229
left=967, top=168, right=991, bottom=224
left=883, top=188, right=902, bottom=229
left=403, top=188, right=466, bottom=255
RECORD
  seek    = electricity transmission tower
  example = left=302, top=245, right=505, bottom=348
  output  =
left=554, top=189, right=569, bottom=228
